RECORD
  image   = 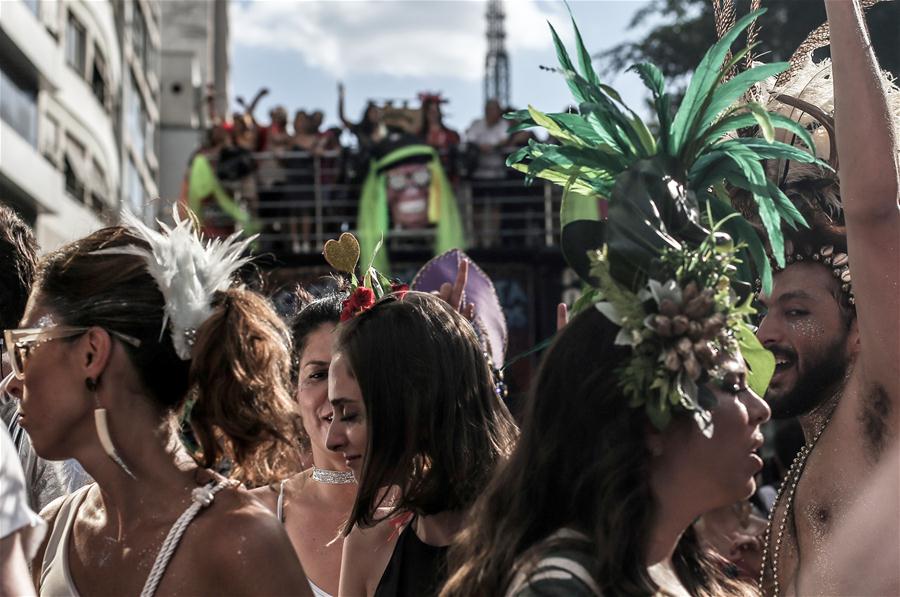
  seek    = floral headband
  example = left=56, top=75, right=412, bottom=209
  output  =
left=322, top=233, right=408, bottom=322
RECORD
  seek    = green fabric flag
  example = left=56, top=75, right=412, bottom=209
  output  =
left=187, top=154, right=258, bottom=236
left=357, top=163, right=391, bottom=273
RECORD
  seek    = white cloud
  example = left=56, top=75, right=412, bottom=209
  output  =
left=230, top=0, right=571, bottom=82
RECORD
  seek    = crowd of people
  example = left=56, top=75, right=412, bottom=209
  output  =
left=193, top=82, right=537, bottom=194
left=1, top=1, right=898, bottom=596
left=184, top=82, right=542, bottom=253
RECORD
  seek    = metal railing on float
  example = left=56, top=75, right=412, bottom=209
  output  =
left=210, top=146, right=566, bottom=255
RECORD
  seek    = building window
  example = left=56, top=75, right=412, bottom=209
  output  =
left=64, top=134, right=87, bottom=202
left=90, top=158, right=108, bottom=203
left=91, top=46, right=108, bottom=107
left=144, top=115, right=155, bottom=161
left=126, top=158, right=145, bottom=216
left=64, top=157, right=85, bottom=201
left=23, top=0, right=38, bottom=17
left=127, top=73, right=146, bottom=159
left=0, top=64, right=38, bottom=147
left=66, top=12, right=87, bottom=76
left=133, top=5, right=147, bottom=72
left=90, top=193, right=104, bottom=214
left=39, top=114, right=59, bottom=165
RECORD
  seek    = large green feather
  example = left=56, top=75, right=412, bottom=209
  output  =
left=568, top=9, right=601, bottom=88
left=767, top=181, right=808, bottom=229
left=548, top=22, right=585, bottom=103
left=629, top=62, right=671, bottom=148
left=697, top=110, right=817, bottom=155
left=512, top=166, right=601, bottom=196
left=710, top=195, right=773, bottom=293
left=512, top=5, right=826, bottom=292
left=669, top=9, right=767, bottom=156
left=694, top=62, right=789, bottom=143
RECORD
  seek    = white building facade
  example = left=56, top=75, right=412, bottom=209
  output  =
left=157, top=0, right=230, bottom=208
left=0, top=0, right=160, bottom=251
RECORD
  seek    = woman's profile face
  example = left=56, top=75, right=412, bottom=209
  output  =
left=296, top=323, right=337, bottom=455
left=655, top=353, right=771, bottom=511
left=6, top=297, right=90, bottom=459
left=326, top=351, right=368, bottom=476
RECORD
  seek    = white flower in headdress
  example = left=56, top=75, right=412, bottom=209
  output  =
left=595, top=301, right=643, bottom=347
left=641, top=279, right=683, bottom=308
left=93, top=209, right=257, bottom=360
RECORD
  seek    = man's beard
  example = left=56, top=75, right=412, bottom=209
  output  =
left=768, top=337, right=849, bottom=419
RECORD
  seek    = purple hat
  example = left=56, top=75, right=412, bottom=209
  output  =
left=411, top=249, right=508, bottom=367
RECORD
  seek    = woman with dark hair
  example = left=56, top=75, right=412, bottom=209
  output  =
left=419, top=96, right=460, bottom=173
left=338, top=82, right=384, bottom=153
left=5, top=221, right=311, bottom=596
left=438, top=8, right=805, bottom=594
left=253, top=290, right=354, bottom=597
left=440, top=308, right=769, bottom=596
left=326, top=291, right=518, bottom=597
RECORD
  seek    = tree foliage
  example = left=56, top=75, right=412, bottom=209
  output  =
left=597, top=0, right=899, bottom=93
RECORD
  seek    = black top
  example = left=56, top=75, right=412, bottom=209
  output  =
left=373, top=518, right=449, bottom=597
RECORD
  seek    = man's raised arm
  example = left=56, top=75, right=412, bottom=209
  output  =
left=827, top=0, right=900, bottom=404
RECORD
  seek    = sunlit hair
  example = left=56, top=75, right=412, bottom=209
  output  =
left=335, top=291, right=517, bottom=532
left=441, top=307, right=751, bottom=597
left=0, top=204, right=38, bottom=331
left=33, top=226, right=303, bottom=486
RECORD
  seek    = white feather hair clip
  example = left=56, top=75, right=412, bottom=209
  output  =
left=92, top=209, right=257, bottom=360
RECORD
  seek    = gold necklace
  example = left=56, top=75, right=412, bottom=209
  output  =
left=758, top=415, right=833, bottom=596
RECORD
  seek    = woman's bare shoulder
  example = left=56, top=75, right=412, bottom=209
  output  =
left=193, top=484, right=285, bottom=541
left=248, top=482, right=280, bottom=513
left=346, top=511, right=405, bottom=546
left=190, top=485, right=310, bottom=592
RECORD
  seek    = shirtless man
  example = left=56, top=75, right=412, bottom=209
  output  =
left=756, top=1, right=899, bottom=595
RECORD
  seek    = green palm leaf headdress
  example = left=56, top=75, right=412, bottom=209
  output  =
left=509, top=8, right=827, bottom=435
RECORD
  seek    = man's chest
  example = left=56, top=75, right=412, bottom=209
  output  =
left=764, top=424, right=873, bottom=594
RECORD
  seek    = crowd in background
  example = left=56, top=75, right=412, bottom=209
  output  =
left=196, top=83, right=541, bottom=184
left=3, top=2, right=897, bottom=597
left=185, top=83, right=546, bottom=253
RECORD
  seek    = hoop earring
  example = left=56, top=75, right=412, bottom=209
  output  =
left=88, top=378, right=137, bottom=479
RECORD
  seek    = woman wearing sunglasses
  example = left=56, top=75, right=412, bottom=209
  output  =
left=4, top=220, right=312, bottom=596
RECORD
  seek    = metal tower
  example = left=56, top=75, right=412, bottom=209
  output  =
left=484, top=0, right=510, bottom=108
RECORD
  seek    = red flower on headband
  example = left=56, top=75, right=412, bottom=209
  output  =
left=340, top=287, right=376, bottom=322
left=391, top=283, right=410, bottom=300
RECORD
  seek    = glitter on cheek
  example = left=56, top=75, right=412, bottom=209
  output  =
left=789, top=318, right=825, bottom=339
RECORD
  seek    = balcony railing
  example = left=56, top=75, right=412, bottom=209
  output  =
left=206, top=147, right=567, bottom=256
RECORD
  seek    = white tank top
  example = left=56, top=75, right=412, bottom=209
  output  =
left=39, top=480, right=228, bottom=597
left=39, top=484, right=90, bottom=596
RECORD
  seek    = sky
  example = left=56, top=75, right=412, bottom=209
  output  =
left=229, top=0, right=654, bottom=137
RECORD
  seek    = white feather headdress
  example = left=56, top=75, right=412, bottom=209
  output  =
left=93, top=209, right=257, bottom=360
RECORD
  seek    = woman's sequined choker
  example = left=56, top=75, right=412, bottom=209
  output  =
left=311, top=467, right=356, bottom=484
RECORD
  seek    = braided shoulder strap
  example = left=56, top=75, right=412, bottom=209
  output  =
left=139, top=479, right=231, bottom=597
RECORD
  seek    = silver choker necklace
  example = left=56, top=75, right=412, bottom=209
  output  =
left=311, top=467, right=356, bottom=484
